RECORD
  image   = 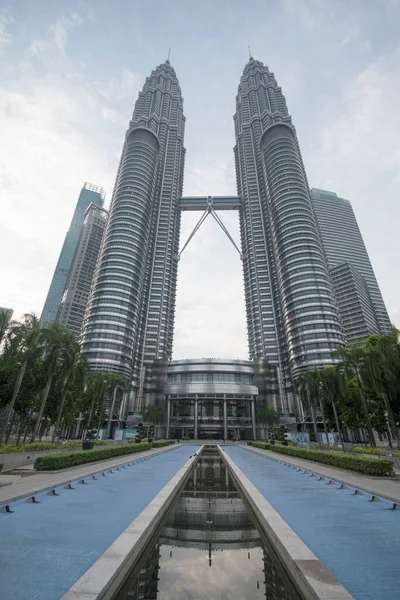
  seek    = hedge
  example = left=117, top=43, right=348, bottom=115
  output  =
left=247, top=441, right=269, bottom=450
left=34, top=440, right=175, bottom=471
left=152, top=440, right=175, bottom=448
left=353, top=446, right=400, bottom=457
left=247, top=441, right=394, bottom=476
left=0, top=441, right=107, bottom=454
left=34, top=442, right=152, bottom=470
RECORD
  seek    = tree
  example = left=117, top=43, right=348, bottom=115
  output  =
left=332, top=343, right=376, bottom=447
left=52, top=340, right=86, bottom=441
left=105, top=373, right=129, bottom=437
left=143, top=404, right=165, bottom=439
left=319, top=366, right=346, bottom=450
left=257, top=404, right=278, bottom=439
left=297, top=371, right=319, bottom=443
left=362, top=329, right=400, bottom=449
left=85, top=372, right=109, bottom=432
left=0, top=309, right=11, bottom=344
left=31, top=322, right=70, bottom=442
left=0, top=314, right=41, bottom=445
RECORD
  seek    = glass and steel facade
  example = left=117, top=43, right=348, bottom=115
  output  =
left=57, top=203, right=108, bottom=340
left=235, top=58, right=345, bottom=413
left=81, top=61, right=185, bottom=384
left=165, top=359, right=257, bottom=440
left=79, top=58, right=365, bottom=426
left=330, top=262, right=381, bottom=343
left=311, top=188, right=391, bottom=336
left=40, top=183, right=105, bottom=325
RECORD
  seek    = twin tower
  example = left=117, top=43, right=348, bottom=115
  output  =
left=80, top=57, right=345, bottom=416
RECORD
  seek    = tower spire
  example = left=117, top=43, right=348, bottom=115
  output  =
left=248, top=45, right=252, bottom=59
left=167, top=48, right=171, bottom=62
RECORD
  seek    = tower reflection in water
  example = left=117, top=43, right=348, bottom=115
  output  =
left=115, top=448, right=298, bottom=600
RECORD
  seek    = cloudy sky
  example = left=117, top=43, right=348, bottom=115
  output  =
left=1, top=0, right=399, bottom=360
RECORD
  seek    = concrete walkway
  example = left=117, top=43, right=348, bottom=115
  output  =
left=224, top=445, right=400, bottom=600
left=248, top=445, right=400, bottom=503
left=0, top=444, right=199, bottom=600
left=0, top=443, right=177, bottom=506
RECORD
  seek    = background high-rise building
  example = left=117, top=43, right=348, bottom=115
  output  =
left=329, top=262, right=380, bottom=342
left=57, top=203, right=108, bottom=340
left=40, top=183, right=105, bottom=325
left=81, top=61, right=185, bottom=405
left=311, top=188, right=391, bottom=341
left=235, top=58, right=345, bottom=413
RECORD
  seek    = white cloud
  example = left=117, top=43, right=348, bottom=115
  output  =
left=174, top=211, right=248, bottom=359
left=184, top=158, right=235, bottom=196
left=173, top=155, right=248, bottom=358
left=306, top=51, right=400, bottom=325
left=0, top=77, right=118, bottom=320
left=98, top=68, right=142, bottom=103
left=320, top=58, right=400, bottom=175
left=49, top=12, right=83, bottom=52
left=101, top=107, right=118, bottom=122
left=0, top=13, right=141, bottom=321
left=279, top=0, right=332, bottom=30
left=0, top=9, right=13, bottom=51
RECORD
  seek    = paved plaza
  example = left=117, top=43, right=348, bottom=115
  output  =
left=224, top=445, right=400, bottom=600
left=0, top=445, right=198, bottom=600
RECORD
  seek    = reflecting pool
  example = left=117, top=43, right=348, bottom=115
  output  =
left=114, top=446, right=299, bottom=600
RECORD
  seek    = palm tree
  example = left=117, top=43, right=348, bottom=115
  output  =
left=0, top=309, right=11, bottom=344
left=85, top=372, right=109, bottom=432
left=0, top=314, right=41, bottom=445
left=31, top=322, right=69, bottom=443
left=52, top=339, right=86, bottom=441
left=332, top=343, right=376, bottom=447
left=297, top=371, right=319, bottom=443
left=257, top=404, right=279, bottom=440
left=363, top=330, right=400, bottom=449
left=143, top=404, right=164, bottom=439
left=105, top=374, right=129, bottom=438
left=320, top=366, right=347, bottom=451
left=310, top=367, right=331, bottom=446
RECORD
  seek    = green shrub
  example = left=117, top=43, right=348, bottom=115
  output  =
left=0, top=463, right=3, bottom=472
left=254, top=444, right=394, bottom=476
left=247, top=441, right=269, bottom=450
left=152, top=440, right=175, bottom=448
left=354, top=446, right=379, bottom=455
left=352, top=446, right=400, bottom=456
left=0, top=441, right=108, bottom=454
left=34, top=442, right=152, bottom=470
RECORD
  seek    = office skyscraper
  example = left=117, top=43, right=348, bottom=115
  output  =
left=40, top=183, right=105, bottom=324
left=235, top=58, right=345, bottom=412
left=57, top=203, right=108, bottom=340
left=329, top=262, right=380, bottom=342
left=81, top=61, right=185, bottom=396
left=312, top=188, right=391, bottom=340
left=81, top=58, right=348, bottom=419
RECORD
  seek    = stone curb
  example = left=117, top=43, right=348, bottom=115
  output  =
left=218, top=445, right=354, bottom=600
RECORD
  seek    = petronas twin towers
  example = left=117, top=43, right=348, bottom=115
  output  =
left=81, top=56, right=345, bottom=416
